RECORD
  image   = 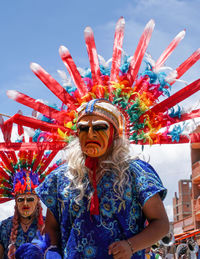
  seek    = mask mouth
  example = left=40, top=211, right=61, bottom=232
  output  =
left=22, top=206, right=30, bottom=210
left=85, top=140, right=101, bottom=146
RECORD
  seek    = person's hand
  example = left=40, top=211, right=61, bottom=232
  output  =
left=108, top=240, right=133, bottom=259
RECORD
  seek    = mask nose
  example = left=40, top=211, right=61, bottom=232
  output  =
left=88, top=126, right=96, bottom=138
left=24, top=198, right=28, bottom=205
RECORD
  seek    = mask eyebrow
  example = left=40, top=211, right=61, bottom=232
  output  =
left=77, top=121, right=89, bottom=127
left=26, top=196, right=35, bottom=199
left=17, top=196, right=25, bottom=199
left=92, top=120, right=109, bottom=126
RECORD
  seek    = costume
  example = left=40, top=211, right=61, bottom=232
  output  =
left=0, top=216, right=42, bottom=258
left=0, top=122, right=64, bottom=259
left=4, top=17, right=200, bottom=258
left=36, top=159, right=166, bottom=259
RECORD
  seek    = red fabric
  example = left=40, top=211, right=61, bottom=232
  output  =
left=38, top=207, right=44, bottom=226
left=108, top=124, right=114, bottom=147
left=85, top=157, right=99, bottom=215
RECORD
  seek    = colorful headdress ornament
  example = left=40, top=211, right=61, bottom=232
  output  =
left=77, top=99, right=125, bottom=136
left=6, top=17, right=200, bottom=145
left=0, top=117, right=64, bottom=203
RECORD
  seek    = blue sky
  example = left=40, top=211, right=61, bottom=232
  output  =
left=0, top=0, right=199, bottom=221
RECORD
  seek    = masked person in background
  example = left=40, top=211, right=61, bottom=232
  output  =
left=0, top=139, right=62, bottom=259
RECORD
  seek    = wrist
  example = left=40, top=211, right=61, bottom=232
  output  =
left=126, top=239, right=134, bottom=254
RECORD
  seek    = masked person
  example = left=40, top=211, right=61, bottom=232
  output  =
left=6, top=17, right=200, bottom=259
left=35, top=99, right=169, bottom=259
left=0, top=134, right=63, bottom=259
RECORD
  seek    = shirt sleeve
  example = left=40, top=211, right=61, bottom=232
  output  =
left=130, top=159, right=167, bottom=207
left=0, top=221, right=3, bottom=246
left=0, top=218, right=10, bottom=248
left=35, top=164, right=68, bottom=223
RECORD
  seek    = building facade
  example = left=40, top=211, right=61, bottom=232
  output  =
left=191, top=140, right=200, bottom=231
left=173, top=126, right=200, bottom=243
left=173, top=179, right=193, bottom=234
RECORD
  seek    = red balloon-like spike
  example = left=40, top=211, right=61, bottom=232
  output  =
left=84, top=27, right=103, bottom=88
left=110, top=17, right=125, bottom=82
left=30, top=62, right=76, bottom=106
left=9, top=113, right=67, bottom=133
left=109, top=17, right=125, bottom=100
left=171, top=48, right=200, bottom=85
left=147, top=79, right=200, bottom=115
left=127, top=19, right=155, bottom=86
left=154, top=30, right=185, bottom=71
left=7, top=90, right=61, bottom=121
left=59, top=46, right=88, bottom=97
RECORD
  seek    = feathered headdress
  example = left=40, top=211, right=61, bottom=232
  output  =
left=6, top=17, right=200, bottom=145
left=0, top=116, right=64, bottom=203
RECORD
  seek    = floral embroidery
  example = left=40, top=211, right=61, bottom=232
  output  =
left=0, top=217, right=40, bottom=259
left=44, top=195, right=56, bottom=207
left=100, top=196, right=117, bottom=218
left=83, top=245, right=97, bottom=258
left=36, top=160, right=167, bottom=259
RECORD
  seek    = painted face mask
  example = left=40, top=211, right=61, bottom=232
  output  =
left=16, top=194, right=38, bottom=218
left=77, top=115, right=113, bottom=158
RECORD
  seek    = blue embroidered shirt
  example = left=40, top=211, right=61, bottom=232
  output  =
left=36, top=159, right=167, bottom=259
left=0, top=216, right=39, bottom=259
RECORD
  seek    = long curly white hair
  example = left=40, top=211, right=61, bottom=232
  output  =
left=63, top=136, right=137, bottom=203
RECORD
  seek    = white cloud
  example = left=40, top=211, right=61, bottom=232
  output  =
left=131, top=143, right=192, bottom=222
left=165, top=204, right=174, bottom=222
left=0, top=200, right=15, bottom=221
